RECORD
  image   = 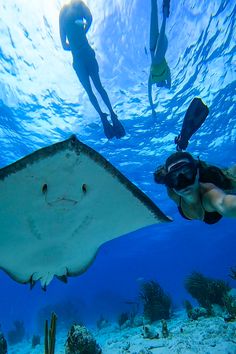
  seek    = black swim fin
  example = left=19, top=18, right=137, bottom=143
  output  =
left=175, top=97, right=209, bottom=151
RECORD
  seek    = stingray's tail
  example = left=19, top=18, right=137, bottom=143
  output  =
left=175, top=97, right=209, bottom=151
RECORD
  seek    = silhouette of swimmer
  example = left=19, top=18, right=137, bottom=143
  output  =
left=59, top=0, right=125, bottom=139
left=148, top=0, right=171, bottom=117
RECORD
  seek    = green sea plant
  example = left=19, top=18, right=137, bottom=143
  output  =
left=223, top=293, right=236, bottom=318
left=140, top=280, right=171, bottom=323
left=44, top=312, right=57, bottom=354
left=161, top=319, right=169, bottom=338
left=0, top=332, right=7, bottom=354
left=185, top=272, right=231, bottom=313
left=229, top=267, right=236, bottom=280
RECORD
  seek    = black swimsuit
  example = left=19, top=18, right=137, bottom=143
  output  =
left=178, top=196, right=222, bottom=225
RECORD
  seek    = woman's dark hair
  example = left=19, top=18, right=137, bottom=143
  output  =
left=198, top=161, right=233, bottom=190
left=154, top=165, right=166, bottom=184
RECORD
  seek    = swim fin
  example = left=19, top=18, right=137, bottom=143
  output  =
left=163, top=0, right=170, bottom=17
left=111, top=114, right=126, bottom=139
left=175, top=97, right=209, bottom=151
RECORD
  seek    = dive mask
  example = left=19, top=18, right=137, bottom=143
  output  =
left=164, top=161, right=198, bottom=191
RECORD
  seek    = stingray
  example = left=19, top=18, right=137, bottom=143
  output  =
left=0, top=135, right=171, bottom=289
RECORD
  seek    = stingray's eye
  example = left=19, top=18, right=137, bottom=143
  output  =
left=42, top=184, right=48, bottom=194
left=82, top=184, right=87, bottom=193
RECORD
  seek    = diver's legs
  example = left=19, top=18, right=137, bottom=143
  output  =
left=90, top=71, right=114, bottom=116
left=90, top=70, right=126, bottom=138
left=149, top=0, right=159, bottom=61
left=73, top=64, right=115, bottom=139
left=153, top=1, right=169, bottom=64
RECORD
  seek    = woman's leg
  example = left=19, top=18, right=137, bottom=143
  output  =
left=153, top=0, right=169, bottom=64
left=149, top=0, right=159, bottom=61
left=90, top=70, right=115, bottom=117
left=73, top=61, right=103, bottom=116
left=73, top=61, right=115, bottom=139
left=90, top=69, right=126, bottom=138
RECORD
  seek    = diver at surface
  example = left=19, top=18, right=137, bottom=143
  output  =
left=154, top=151, right=236, bottom=224
left=148, top=0, right=171, bottom=117
left=59, top=0, right=126, bottom=140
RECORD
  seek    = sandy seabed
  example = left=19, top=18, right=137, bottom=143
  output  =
left=7, top=310, right=236, bottom=354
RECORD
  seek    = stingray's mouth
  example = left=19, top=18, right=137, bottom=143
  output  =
left=45, top=195, right=78, bottom=207
left=41, top=182, right=79, bottom=208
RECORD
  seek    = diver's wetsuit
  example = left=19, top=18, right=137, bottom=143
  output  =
left=178, top=196, right=222, bottom=224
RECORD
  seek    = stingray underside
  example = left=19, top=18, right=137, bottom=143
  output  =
left=0, top=136, right=171, bottom=287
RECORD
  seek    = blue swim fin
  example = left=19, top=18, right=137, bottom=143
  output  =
left=175, top=97, right=209, bottom=151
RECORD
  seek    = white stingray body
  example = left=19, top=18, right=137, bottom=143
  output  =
left=0, top=136, right=170, bottom=287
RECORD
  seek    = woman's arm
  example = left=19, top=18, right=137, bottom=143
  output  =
left=81, top=2, right=93, bottom=33
left=59, top=8, right=71, bottom=51
left=204, top=185, right=236, bottom=217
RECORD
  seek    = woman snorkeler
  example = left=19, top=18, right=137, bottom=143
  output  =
left=154, top=152, right=236, bottom=224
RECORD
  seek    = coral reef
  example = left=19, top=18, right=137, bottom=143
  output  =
left=0, top=332, right=7, bottom=354
left=117, top=312, right=129, bottom=328
left=183, top=300, right=208, bottom=320
left=32, top=334, right=40, bottom=348
left=185, top=272, right=230, bottom=313
left=96, top=315, right=109, bottom=330
left=142, top=324, right=159, bottom=339
left=117, top=304, right=140, bottom=329
left=139, top=280, right=171, bottom=323
left=132, top=314, right=143, bottom=327
left=65, top=324, right=102, bottom=354
left=183, top=300, right=193, bottom=318
left=7, top=320, right=25, bottom=345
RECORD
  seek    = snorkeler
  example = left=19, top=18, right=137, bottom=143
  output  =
left=59, top=0, right=126, bottom=139
left=148, top=0, right=171, bottom=117
left=154, top=151, right=236, bottom=224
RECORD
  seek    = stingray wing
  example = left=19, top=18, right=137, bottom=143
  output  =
left=0, top=136, right=171, bottom=288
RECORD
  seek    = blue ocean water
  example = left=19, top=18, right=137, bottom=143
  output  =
left=0, top=0, right=235, bottom=342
